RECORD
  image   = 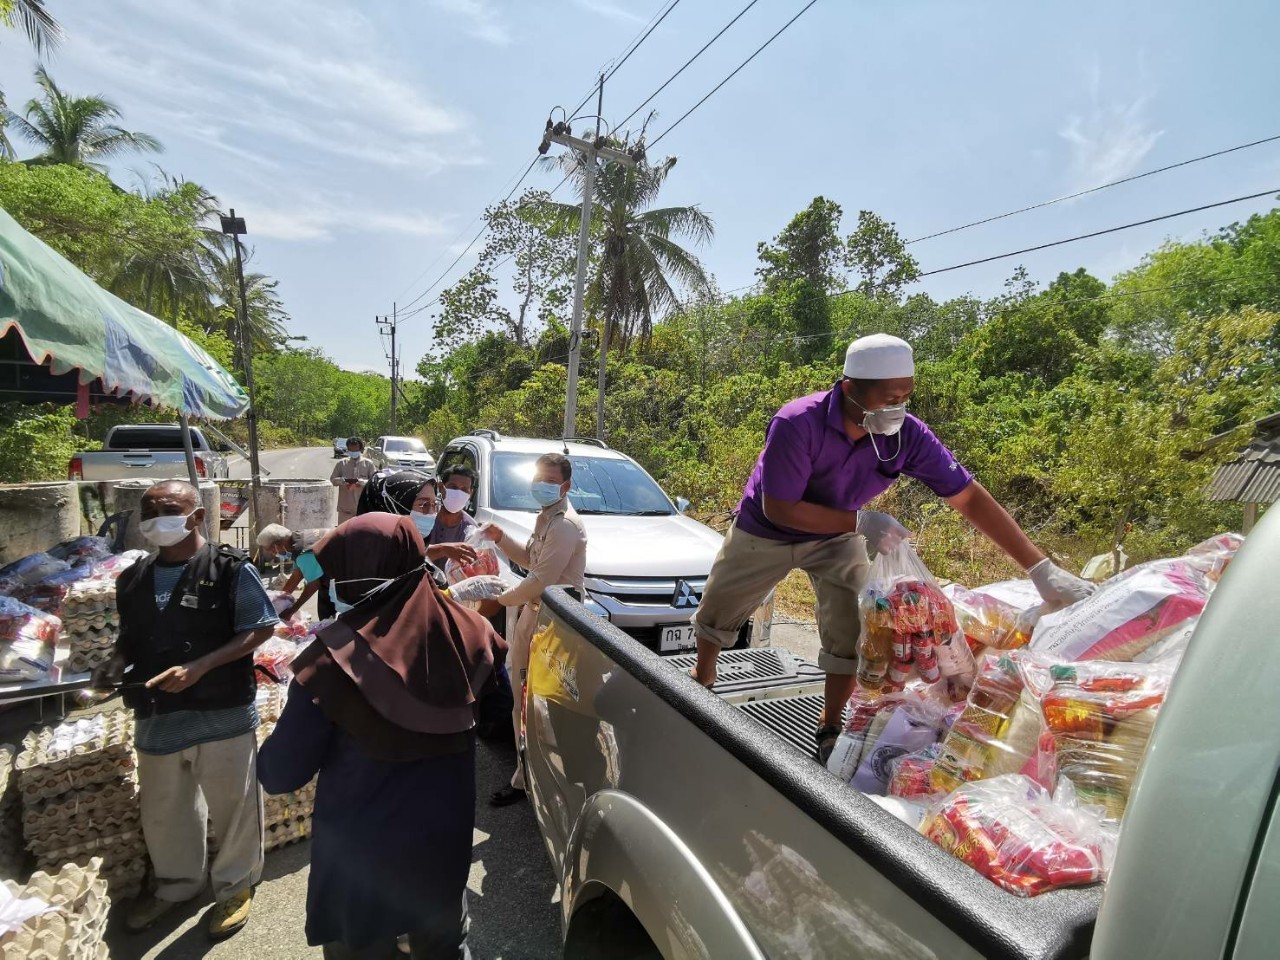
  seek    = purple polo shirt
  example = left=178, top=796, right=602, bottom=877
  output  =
left=735, top=383, right=973, bottom=542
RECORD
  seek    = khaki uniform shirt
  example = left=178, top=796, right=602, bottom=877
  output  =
left=330, top=456, right=377, bottom=516
left=499, top=498, right=587, bottom=608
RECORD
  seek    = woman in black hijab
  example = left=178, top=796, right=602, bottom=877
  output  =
left=358, top=471, right=478, bottom=572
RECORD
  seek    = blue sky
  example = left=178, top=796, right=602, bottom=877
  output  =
left=3, top=0, right=1279, bottom=376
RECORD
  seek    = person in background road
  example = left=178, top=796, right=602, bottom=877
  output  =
left=477, top=452, right=587, bottom=807
left=92, top=480, right=278, bottom=940
left=258, top=512, right=507, bottom=959
left=331, top=437, right=376, bottom=525
left=691, top=334, right=1096, bottom=764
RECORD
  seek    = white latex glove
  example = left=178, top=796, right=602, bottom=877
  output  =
left=855, top=510, right=911, bottom=552
left=1027, top=558, right=1095, bottom=611
left=447, top=575, right=508, bottom=603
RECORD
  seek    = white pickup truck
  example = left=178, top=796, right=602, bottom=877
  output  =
left=68, top=424, right=231, bottom=482
left=520, top=511, right=1280, bottom=959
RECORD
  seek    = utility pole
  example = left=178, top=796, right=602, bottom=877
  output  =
left=541, top=78, right=637, bottom=440
left=377, top=305, right=399, bottom=433
left=219, top=208, right=264, bottom=544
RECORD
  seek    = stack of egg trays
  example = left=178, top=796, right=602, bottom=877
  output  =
left=60, top=582, right=119, bottom=675
left=256, top=702, right=316, bottom=852
left=0, top=856, right=111, bottom=960
left=0, top=744, right=25, bottom=880
left=16, top=712, right=146, bottom=900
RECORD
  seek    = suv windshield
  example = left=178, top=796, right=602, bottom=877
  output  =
left=385, top=438, right=428, bottom=453
left=491, top=452, right=674, bottom=515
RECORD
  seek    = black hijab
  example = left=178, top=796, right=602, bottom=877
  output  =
left=357, top=469, right=435, bottom=517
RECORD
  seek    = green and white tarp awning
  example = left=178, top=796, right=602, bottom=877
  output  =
left=0, top=205, right=249, bottom=420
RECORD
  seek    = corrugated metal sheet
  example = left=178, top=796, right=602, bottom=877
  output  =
left=1209, top=437, right=1280, bottom=504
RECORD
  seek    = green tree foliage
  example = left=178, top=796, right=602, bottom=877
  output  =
left=756, top=196, right=845, bottom=293
left=434, top=190, right=575, bottom=350
left=5, top=67, right=162, bottom=173
left=845, top=210, right=920, bottom=299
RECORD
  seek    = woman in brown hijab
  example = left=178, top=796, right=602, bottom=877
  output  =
left=258, top=513, right=505, bottom=959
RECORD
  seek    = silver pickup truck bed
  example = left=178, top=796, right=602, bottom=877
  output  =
left=526, top=593, right=1101, bottom=960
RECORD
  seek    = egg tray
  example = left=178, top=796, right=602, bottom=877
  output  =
left=30, top=823, right=144, bottom=866
left=23, top=775, right=139, bottom=839
left=34, top=851, right=146, bottom=903
left=20, top=752, right=137, bottom=805
left=26, top=811, right=141, bottom=860
left=265, top=794, right=315, bottom=829
left=58, top=613, right=117, bottom=637
left=0, top=857, right=111, bottom=960
left=255, top=685, right=287, bottom=728
left=66, top=646, right=116, bottom=676
left=17, top=713, right=134, bottom=781
left=264, top=814, right=312, bottom=852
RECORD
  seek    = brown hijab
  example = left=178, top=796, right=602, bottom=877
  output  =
left=291, top=513, right=507, bottom=761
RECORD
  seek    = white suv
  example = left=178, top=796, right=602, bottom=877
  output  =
left=438, top=431, right=773, bottom=654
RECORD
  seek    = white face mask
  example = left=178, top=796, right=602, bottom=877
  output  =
left=847, top=392, right=908, bottom=463
left=140, top=513, right=194, bottom=547
left=442, top=488, right=471, bottom=514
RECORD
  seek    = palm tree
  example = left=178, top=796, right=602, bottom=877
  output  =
left=547, top=142, right=715, bottom=438
left=5, top=66, right=161, bottom=172
left=0, top=0, right=63, bottom=159
left=109, top=172, right=224, bottom=323
left=210, top=250, right=291, bottom=357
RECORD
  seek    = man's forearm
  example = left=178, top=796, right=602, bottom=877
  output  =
left=494, top=528, right=532, bottom=567
left=282, top=568, right=303, bottom=594
left=191, top=626, right=275, bottom=674
left=762, top=495, right=858, bottom=535
left=946, top=481, right=1046, bottom=570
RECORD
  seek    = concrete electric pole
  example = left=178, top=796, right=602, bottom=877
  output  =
left=542, top=80, right=637, bottom=440
left=377, top=306, right=399, bottom=433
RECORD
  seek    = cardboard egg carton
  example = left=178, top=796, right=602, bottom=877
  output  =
left=66, top=645, right=116, bottom=676
left=0, top=857, right=111, bottom=960
left=23, top=775, right=139, bottom=840
left=31, top=824, right=144, bottom=866
left=17, top=713, right=134, bottom=782
left=19, top=751, right=136, bottom=805
left=255, top=684, right=287, bottom=728
left=26, top=812, right=141, bottom=860
left=264, top=786, right=316, bottom=828
left=264, top=814, right=312, bottom=852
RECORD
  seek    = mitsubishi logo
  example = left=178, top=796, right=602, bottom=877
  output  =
left=672, top=579, right=699, bottom=609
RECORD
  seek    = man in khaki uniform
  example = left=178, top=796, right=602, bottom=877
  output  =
left=478, top=452, right=586, bottom=807
left=329, top=437, right=376, bottom=524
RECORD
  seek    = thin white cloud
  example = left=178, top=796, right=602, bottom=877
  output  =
left=573, top=0, right=647, bottom=25
left=248, top=200, right=451, bottom=243
left=429, top=0, right=512, bottom=45
left=1058, top=61, right=1163, bottom=190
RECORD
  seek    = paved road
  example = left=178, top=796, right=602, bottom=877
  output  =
left=107, top=736, right=562, bottom=960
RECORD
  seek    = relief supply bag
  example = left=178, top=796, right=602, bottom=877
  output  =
left=921, top=774, right=1117, bottom=897
left=443, top=529, right=502, bottom=585
left=858, top=542, right=958, bottom=691
left=1030, top=558, right=1210, bottom=662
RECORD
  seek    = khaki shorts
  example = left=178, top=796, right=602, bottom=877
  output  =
left=693, top=521, right=870, bottom=675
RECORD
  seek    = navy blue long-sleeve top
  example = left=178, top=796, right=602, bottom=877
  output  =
left=258, top=681, right=476, bottom=948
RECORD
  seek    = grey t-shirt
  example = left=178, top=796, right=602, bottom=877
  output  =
left=428, top=512, right=477, bottom=546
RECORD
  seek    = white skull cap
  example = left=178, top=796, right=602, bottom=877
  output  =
left=843, top=333, right=915, bottom=379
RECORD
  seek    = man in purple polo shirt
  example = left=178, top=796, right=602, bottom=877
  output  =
left=692, top=333, right=1094, bottom=762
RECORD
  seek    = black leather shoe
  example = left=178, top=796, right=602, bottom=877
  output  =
left=490, top=785, right=527, bottom=807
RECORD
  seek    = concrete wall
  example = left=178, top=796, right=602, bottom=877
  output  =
left=0, top=482, right=81, bottom=565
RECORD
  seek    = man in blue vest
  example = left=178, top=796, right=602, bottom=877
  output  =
left=93, top=481, right=278, bottom=940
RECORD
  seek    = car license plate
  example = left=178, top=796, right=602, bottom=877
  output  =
left=659, top=623, right=697, bottom=653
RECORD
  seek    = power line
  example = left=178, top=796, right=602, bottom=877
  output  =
left=918, top=187, right=1280, bottom=277
left=567, top=0, right=684, bottom=119
left=616, top=0, right=765, bottom=133
left=397, top=155, right=542, bottom=313
left=908, top=133, right=1280, bottom=244
left=649, top=0, right=822, bottom=148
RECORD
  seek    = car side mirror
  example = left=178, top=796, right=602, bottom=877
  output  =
left=675, top=496, right=690, bottom=514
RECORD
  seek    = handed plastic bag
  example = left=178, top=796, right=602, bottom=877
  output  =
left=921, top=774, right=1116, bottom=896
left=1030, top=558, right=1210, bottom=662
left=0, top=596, right=60, bottom=682
left=858, top=542, right=957, bottom=691
left=931, top=654, right=1045, bottom=795
left=444, top=529, right=502, bottom=585
left=1027, top=659, right=1172, bottom=822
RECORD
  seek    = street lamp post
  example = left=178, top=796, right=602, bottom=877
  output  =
left=220, top=208, right=265, bottom=545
